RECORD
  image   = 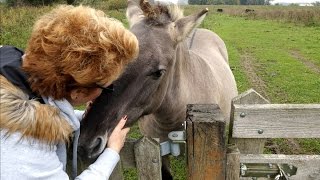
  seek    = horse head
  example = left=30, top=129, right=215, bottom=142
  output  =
left=78, top=0, right=209, bottom=159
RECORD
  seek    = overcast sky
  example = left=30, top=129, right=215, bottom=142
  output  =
left=271, top=0, right=317, bottom=4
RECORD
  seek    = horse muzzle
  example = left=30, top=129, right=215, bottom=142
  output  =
left=78, top=135, right=107, bottom=160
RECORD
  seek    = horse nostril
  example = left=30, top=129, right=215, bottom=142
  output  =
left=89, top=136, right=106, bottom=159
left=77, top=145, right=87, bottom=158
left=92, top=137, right=102, bottom=152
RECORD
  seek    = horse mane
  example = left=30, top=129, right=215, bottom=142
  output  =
left=140, top=0, right=184, bottom=26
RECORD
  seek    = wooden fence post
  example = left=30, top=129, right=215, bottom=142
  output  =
left=187, top=104, right=226, bottom=180
left=226, top=145, right=240, bottom=180
left=134, top=137, right=162, bottom=180
left=229, top=89, right=269, bottom=154
left=109, top=162, right=124, bottom=180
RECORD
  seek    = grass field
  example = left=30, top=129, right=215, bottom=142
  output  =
left=202, top=8, right=320, bottom=157
left=1, top=3, right=319, bottom=179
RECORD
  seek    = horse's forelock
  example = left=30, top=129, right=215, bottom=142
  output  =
left=167, top=5, right=184, bottom=21
left=140, top=0, right=184, bottom=26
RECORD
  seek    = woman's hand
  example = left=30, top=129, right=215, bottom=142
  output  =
left=82, top=101, right=93, bottom=119
left=107, top=116, right=130, bottom=153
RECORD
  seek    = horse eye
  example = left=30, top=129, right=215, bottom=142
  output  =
left=151, top=69, right=165, bottom=79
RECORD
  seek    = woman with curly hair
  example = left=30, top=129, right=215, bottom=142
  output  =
left=0, top=5, right=138, bottom=180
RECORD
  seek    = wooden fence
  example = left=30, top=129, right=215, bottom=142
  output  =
left=226, top=89, right=320, bottom=180
left=107, top=137, right=162, bottom=180
left=86, top=89, right=320, bottom=180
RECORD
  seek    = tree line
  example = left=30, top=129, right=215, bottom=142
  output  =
left=4, top=0, right=319, bottom=7
left=189, top=0, right=273, bottom=5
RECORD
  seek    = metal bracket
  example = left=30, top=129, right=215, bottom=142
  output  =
left=160, top=130, right=186, bottom=156
left=160, top=122, right=186, bottom=156
left=240, top=163, right=297, bottom=179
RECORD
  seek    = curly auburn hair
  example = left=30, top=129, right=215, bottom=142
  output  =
left=23, top=5, right=139, bottom=100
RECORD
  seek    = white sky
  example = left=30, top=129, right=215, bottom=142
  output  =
left=271, top=0, right=317, bottom=4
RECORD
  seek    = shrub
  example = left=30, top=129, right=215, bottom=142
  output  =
left=108, top=0, right=126, bottom=10
left=4, top=0, right=54, bottom=6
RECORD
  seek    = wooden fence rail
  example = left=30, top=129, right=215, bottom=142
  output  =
left=233, top=104, right=320, bottom=138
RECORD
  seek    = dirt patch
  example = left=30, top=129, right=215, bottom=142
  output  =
left=285, top=138, right=304, bottom=154
left=265, top=139, right=281, bottom=154
left=290, top=50, right=320, bottom=74
left=239, top=52, right=269, bottom=99
left=265, top=139, right=304, bottom=154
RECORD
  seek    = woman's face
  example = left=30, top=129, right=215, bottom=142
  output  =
left=69, top=83, right=112, bottom=106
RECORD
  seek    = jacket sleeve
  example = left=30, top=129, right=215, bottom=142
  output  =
left=75, top=148, right=120, bottom=180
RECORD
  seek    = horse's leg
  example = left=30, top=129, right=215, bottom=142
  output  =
left=161, top=155, right=173, bottom=180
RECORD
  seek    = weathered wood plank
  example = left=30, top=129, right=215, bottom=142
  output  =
left=229, top=89, right=269, bottom=154
left=120, top=139, right=136, bottom=168
left=226, top=145, right=240, bottom=180
left=187, top=104, right=226, bottom=180
left=109, top=162, right=124, bottom=180
left=233, top=104, right=320, bottom=138
left=240, top=154, right=320, bottom=180
left=134, top=137, right=162, bottom=180
left=232, top=89, right=270, bottom=105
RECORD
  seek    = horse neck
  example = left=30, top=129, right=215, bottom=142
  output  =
left=149, top=41, right=204, bottom=138
left=174, top=42, right=189, bottom=78
left=154, top=41, right=200, bottom=119
left=174, top=41, right=207, bottom=90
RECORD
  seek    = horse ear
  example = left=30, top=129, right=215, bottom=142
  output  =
left=172, top=8, right=208, bottom=43
left=126, top=0, right=145, bottom=28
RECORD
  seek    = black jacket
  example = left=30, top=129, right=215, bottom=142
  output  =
left=0, top=45, right=43, bottom=103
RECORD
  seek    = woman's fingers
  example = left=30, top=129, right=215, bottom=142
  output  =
left=107, top=116, right=130, bottom=153
left=115, top=115, right=128, bottom=130
left=122, top=127, right=130, bottom=135
left=83, top=101, right=93, bottom=118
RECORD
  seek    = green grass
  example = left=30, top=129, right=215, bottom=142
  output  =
left=0, top=5, right=52, bottom=48
left=1, top=3, right=319, bottom=179
left=201, top=13, right=320, bottom=103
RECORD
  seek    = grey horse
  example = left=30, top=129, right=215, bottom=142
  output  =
left=78, top=1, right=238, bottom=178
